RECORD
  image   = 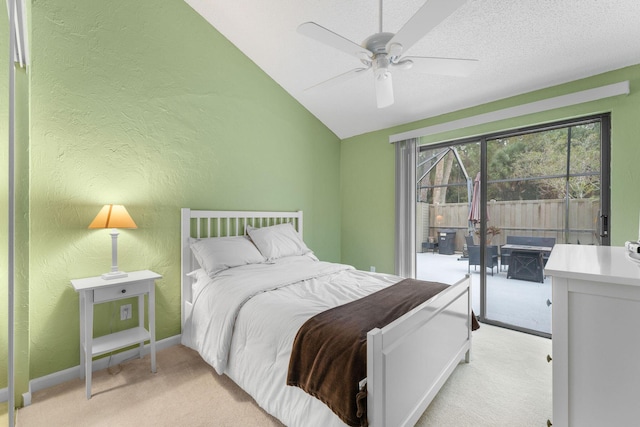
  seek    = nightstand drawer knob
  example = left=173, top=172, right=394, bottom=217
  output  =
left=121, top=289, right=126, bottom=294
left=547, top=354, right=552, bottom=363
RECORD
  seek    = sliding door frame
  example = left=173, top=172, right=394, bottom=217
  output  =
left=414, top=113, right=611, bottom=336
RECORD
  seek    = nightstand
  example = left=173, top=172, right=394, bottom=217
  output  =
left=71, top=270, right=162, bottom=399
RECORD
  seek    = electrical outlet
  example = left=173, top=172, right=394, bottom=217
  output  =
left=370, top=266, right=376, bottom=272
left=120, top=304, right=132, bottom=321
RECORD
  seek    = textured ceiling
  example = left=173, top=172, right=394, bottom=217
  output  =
left=184, top=0, right=640, bottom=139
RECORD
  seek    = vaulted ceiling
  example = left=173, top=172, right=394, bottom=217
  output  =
left=185, top=0, right=640, bottom=139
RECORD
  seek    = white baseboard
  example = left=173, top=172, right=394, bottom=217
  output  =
left=0, top=385, right=31, bottom=407
left=1, top=385, right=33, bottom=406
left=18, top=334, right=181, bottom=405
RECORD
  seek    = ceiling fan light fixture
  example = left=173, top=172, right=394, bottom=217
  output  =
left=375, top=68, right=391, bottom=81
left=373, top=55, right=392, bottom=83
left=375, top=71, right=394, bottom=108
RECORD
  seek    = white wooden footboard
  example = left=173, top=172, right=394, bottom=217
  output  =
left=367, top=274, right=472, bottom=427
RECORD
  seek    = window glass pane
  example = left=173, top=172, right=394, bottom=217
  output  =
left=417, top=146, right=475, bottom=204
left=488, top=128, right=568, bottom=181
left=569, top=122, right=601, bottom=175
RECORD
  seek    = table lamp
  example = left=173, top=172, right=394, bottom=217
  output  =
left=89, top=204, right=137, bottom=279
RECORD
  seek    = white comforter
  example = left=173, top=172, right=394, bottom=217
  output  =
left=182, top=255, right=401, bottom=427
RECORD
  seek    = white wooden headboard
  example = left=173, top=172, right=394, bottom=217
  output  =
left=180, top=208, right=304, bottom=330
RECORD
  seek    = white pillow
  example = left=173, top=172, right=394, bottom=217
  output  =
left=190, top=236, right=265, bottom=277
left=247, top=223, right=311, bottom=261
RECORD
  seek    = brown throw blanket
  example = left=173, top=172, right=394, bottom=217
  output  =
left=287, top=278, right=479, bottom=426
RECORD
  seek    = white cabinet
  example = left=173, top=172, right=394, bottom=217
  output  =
left=545, top=245, right=640, bottom=427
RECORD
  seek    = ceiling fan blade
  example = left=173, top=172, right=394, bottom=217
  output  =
left=387, top=0, right=468, bottom=55
left=304, top=67, right=371, bottom=92
left=298, top=22, right=373, bottom=60
left=375, top=72, right=394, bottom=108
left=404, top=56, right=478, bottom=76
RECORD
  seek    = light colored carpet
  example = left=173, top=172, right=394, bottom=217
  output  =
left=416, top=324, right=552, bottom=426
left=16, top=324, right=552, bottom=427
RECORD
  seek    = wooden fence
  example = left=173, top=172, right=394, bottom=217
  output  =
left=416, top=199, right=600, bottom=253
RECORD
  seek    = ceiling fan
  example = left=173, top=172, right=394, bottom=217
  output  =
left=297, top=0, right=478, bottom=108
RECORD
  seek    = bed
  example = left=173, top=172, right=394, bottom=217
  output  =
left=180, top=208, right=474, bottom=427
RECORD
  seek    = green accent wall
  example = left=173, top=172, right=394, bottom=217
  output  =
left=15, top=0, right=342, bottom=384
left=341, top=65, right=640, bottom=274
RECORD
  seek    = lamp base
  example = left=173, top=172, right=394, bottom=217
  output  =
left=101, top=271, right=128, bottom=280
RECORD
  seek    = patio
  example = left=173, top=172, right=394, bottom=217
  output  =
left=416, top=251, right=552, bottom=334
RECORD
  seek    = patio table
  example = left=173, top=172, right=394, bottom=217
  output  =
left=503, top=244, right=552, bottom=283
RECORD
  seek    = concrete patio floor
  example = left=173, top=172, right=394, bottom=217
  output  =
left=416, top=251, right=552, bottom=334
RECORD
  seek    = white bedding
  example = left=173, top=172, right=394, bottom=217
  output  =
left=181, top=255, right=401, bottom=427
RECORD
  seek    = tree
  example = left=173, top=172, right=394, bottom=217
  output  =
left=431, top=151, right=454, bottom=204
left=416, top=120, right=601, bottom=203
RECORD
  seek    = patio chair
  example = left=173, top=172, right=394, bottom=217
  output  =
left=464, top=235, right=475, bottom=254
left=467, top=237, right=499, bottom=276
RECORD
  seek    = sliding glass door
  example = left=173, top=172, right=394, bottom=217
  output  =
left=415, top=114, right=610, bottom=336
left=484, top=116, right=609, bottom=335
left=415, top=141, right=480, bottom=314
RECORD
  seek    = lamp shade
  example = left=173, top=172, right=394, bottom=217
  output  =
left=88, top=205, right=137, bottom=229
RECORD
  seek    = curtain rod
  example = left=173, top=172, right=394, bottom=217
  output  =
left=389, top=81, right=630, bottom=143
